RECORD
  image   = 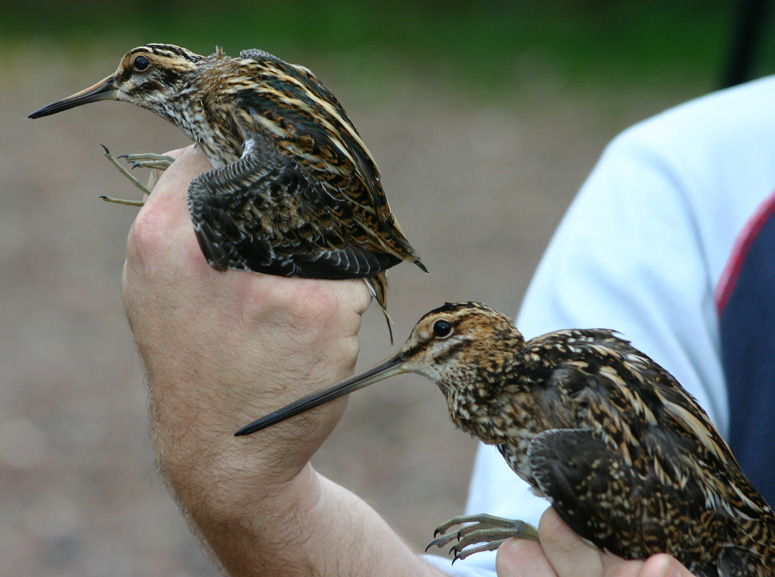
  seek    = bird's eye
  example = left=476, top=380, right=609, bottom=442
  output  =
left=133, top=56, right=150, bottom=71
left=433, top=320, right=453, bottom=338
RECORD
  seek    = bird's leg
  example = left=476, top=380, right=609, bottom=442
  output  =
left=100, top=145, right=149, bottom=205
left=426, top=513, right=539, bottom=563
left=99, top=146, right=175, bottom=206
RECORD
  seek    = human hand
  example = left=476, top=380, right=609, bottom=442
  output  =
left=496, top=508, right=696, bottom=577
left=123, top=143, right=371, bottom=461
left=121, top=146, right=396, bottom=575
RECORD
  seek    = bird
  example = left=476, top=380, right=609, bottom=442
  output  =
left=28, top=43, right=426, bottom=338
left=235, top=301, right=775, bottom=577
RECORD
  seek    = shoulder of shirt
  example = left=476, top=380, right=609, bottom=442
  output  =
left=611, top=75, right=775, bottom=156
left=514, top=78, right=775, bottom=435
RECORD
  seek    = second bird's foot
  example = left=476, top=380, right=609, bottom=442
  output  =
left=426, top=513, right=539, bottom=563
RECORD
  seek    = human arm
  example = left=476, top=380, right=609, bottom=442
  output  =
left=122, top=146, right=448, bottom=577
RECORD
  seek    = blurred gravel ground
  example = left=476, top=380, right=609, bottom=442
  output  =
left=1, top=45, right=699, bottom=576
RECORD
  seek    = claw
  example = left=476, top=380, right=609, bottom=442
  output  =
left=99, top=195, right=145, bottom=207
left=425, top=531, right=460, bottom=551
left=121, top=152, right=175, bottom=171
left=428, top=513, right=539, bottom=562
left=100, top=147, right=175, bottom=205
left=101, top=145, right=152, bottom=202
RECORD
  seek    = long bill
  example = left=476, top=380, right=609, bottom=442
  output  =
left=29, top=75, right=117, bottom=119
left=234, top=351, right=408, bottom=437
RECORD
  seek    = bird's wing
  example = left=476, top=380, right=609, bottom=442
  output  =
left=521, top=328, right=775, bottom=575
left=233, top=69, right=424, bottom=268
left=187, top=132, right=400, bottom=278
left=233, top=57, right=386, bottom=215
left=527, top=429, right=646, bottom=551
left=528, top=429, right=772, bottom=577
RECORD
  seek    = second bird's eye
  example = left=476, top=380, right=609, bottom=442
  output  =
left=433, top=320, right=453, bottom=338
left=133, top=56, right=150, bottom=71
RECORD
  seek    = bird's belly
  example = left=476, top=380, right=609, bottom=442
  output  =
left=497, top=437, right=534, bottom=485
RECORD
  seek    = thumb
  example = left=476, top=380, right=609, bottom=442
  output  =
left=496, top=536, right=557, bottom=576
left=538, top=507, right=604, bottom=577
left=638, top=554, right=694, bottom=577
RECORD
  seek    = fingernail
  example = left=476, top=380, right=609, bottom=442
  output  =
left=649, top=554, right=682, bottom=577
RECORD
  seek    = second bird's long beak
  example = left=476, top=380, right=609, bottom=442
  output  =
left=234, top=352, right=408, bottom=436
left=29, top=75, right=118, bottom=119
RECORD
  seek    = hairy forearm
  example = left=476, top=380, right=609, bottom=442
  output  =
left=192, top=469, right=446, bottom=577
left=162, top=450, right=442, bottom=576
left=144, top=309, right=446, bottom=577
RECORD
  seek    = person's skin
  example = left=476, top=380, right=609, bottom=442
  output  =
left=497, top=509, right=696, bottom=577
left=121, top=145, right=696, bottom=577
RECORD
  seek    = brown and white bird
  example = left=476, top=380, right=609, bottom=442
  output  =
left=29, top=44, right=426, bottom=337
left=236, top=301, right=775, bottom=577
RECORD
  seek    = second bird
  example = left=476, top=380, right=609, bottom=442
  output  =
left=235, top=301, right=775, bottom=577
left=29, top=44, right=426, bottom=334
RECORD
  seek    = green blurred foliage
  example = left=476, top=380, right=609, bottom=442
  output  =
left=2, top=0, right=772, bottom=93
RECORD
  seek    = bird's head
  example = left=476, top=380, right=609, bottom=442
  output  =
left=396, top=301, right=524, bottom=387
left=29, top=44, right=205, bottom=121
left=234, top=302, right=525, bottom=436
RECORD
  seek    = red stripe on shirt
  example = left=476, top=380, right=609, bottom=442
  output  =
left=716, top=189, right=775, bottom=314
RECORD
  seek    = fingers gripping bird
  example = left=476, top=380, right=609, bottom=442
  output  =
left=236, top=302, right=775, bottom=577
left=29, top=44, right=426, bottom=339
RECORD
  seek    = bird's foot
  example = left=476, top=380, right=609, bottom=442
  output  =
left=120, top=152, right=176, bottom=172
left=100, top=146, right=175, bottom=206
left=426, top=513, right=539, bottom=563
